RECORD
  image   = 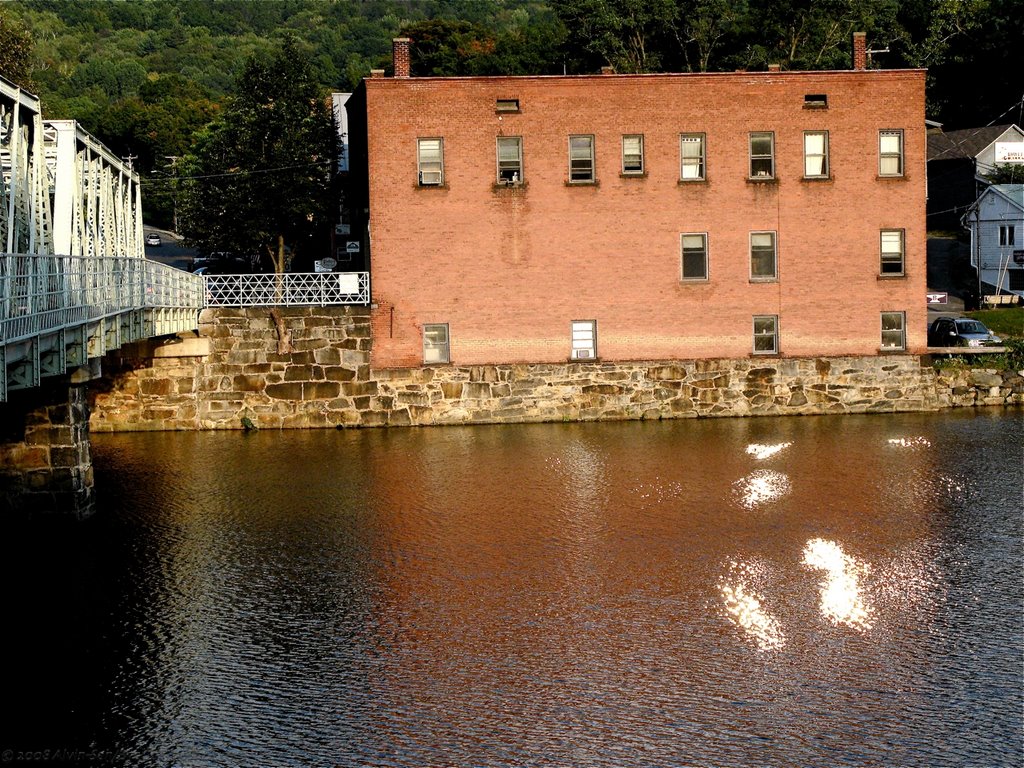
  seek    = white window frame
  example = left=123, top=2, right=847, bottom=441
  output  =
left=750, top=231, right=778, bottom=280
left=803, top=130, right=829, bottom=178
left=879, top=130, right=903, bottom=177
left=570, top=319, right=597, bottom=360
left=749, top=132, right=775, bottom=179
left=496, top=136, right=523, bottom=183
left=622, top=134, right=644, bottom=175
left=881, top=312, right=906, bottom=350
left=880, top=229, right=905, bottom=275
left=417, top=138, right=444, bottom=186
left=569, top=135, right=595, bottom=182
left=680, top=233, right=708, bottom=281
left=753, top=315, right=779, bottom=355
left=679, top=133, right=705, bottom=180
left=423, top=323, right=450, bottom=364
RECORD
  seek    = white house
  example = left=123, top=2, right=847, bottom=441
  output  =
left=963, top=184, right=1024, bottom=297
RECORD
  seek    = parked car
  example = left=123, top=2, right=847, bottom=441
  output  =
left=927, top=316, right=1003, bottom=347
left=145, top=233, right=162, bottom=246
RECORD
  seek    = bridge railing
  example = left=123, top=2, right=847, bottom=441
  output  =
left=1, top=254, right=204, bottom=344
left=203, top=271, right=370, bottom=307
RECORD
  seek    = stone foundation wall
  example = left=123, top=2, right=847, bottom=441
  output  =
left=88, top=307, right=1022, bottom=432
left=0, top=382, right=94, bottom=517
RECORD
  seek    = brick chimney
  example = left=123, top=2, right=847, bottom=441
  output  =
left=393, top=38, right=411, bottom=78
left=852, top=32, right=867, bottom=70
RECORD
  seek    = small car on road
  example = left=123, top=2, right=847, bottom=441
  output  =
left=927, top=316, right=1003, bottom=347
left=145, top=233, right=162, bottom=246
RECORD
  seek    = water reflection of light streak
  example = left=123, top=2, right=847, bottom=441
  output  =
left=887, top=437, right=932, bottom=448
left=734, top=470, right=791, bottom=509
left=745, top=442, right=792, bottom=460
left=720, top=561, right=785, bottom=651
left=802, top=538, right=873, bottom=631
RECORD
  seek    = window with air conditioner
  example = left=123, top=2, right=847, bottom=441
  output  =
left=417, top=138, right=443, bottom=186
left=571, top=320, right=596, bottom=359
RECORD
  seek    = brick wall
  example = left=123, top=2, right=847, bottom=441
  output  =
left=363, top=69, right=927, bottom=369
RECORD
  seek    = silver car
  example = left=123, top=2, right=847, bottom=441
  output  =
left=928, top=317, right=1003, bottom=347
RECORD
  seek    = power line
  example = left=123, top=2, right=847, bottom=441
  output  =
left=140, top=158, right=334, bottom=187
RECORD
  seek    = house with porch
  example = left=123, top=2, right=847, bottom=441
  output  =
left=963, top=184, right=1024, bottom=299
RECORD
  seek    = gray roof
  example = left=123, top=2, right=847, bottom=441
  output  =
left=927, top=124, right=1023, bottom=161
left=986, top=184, right=1024, bottom=211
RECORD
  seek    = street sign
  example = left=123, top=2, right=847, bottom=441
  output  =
left=346, top=241, right=360, bottom=253
left=926, top=292, right=948, bottom=305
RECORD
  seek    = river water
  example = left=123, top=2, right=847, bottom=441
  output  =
left=4, top=410, right=1022, bottom=767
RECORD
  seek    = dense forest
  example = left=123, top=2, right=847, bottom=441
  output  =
left=1, top=0, right=1020, bottom=227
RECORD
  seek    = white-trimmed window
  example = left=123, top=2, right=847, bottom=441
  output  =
left=750, top=231, right=777, bottom=280
left=999, top=225, right=1016, bottom=246
left=417, top=138, right=443, bottom=186
left=622, top=134, right=644, bottom=174
left=880, top=229, right=905, bottom=275
left=679, top=133, right=705, bottom=180
left=497, top=136, right=523, bottom=183
left=423, top=323, right=450, bottom=363
left=571, top=320, right=596, bottom=359
left=804, top=131, right=829, bottom=178
left=680, top=233, right=708, bottom=281
left=753, top=315, right=779, bottom=355
left=569, top=135, right=595, bottom=182
left=749, top=132, right=775, bottom=178
left=881, top=312, right=906, bottom=350
left=879, top=130, right=903, bottom=176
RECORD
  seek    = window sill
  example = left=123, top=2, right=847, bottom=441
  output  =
left=677, top=178, right=707, bottom=185
left=679, top=277, right=709, bottom=284
left=620, top=171, right=647, bottom=179
left=492, top=181, right=528, bottom=192
left=415, top=183, right=449, bottom=190
left=876, top=174, right=906, bottom=181
left=565, top=179, right=599, bottom=187
left=800, top=175, right=832, bottom=182
left=878, top=347, right=907, bottom=354
left=877, top=272, right=907, bottom=279
left=802, top=104, right=828, bottom=110
left=752, top=351, right=781, bottom=357
left=749, top=277, right=779, bottom=283
left=746, top=176, right=778, bottom=184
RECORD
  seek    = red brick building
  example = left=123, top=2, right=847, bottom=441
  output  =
left=350, top=37, right=926, bottom=369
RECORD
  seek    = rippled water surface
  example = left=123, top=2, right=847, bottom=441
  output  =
left=4, top=410, right=1023, bottom=767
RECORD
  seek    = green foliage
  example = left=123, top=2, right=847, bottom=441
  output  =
left=983, top=164, right=1024, bottom=185
left=965, top=308, right=1024, bottom=341
left=0, top=6, right=34, bottom=86
left=177, top=39, right=340, bottom=273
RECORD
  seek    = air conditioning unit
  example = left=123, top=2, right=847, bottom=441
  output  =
left=571, top=348, right=594, bottom=360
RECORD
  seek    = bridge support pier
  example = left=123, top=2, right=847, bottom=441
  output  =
left=0, top=376, right=95, bottom=519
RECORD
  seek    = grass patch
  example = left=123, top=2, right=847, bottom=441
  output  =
left=964, top=307, right=1024, bottom=340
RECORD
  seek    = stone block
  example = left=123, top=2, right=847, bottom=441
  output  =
left=284, top=365, right=315, bottom=382
left=314, top=347, right=343, bottom=366
left=440, top=382, right=464, bottom=399
left=324, top=367, right=357, bottom=382
left=463, top=381, right=491, bottom=399
left=266, top=382, right=306, bottom=400
left=305, top=382, right=341, bottom=400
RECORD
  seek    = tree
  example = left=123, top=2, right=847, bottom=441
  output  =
left=0, top=6, right=34, bottom=87
left=983, top=164, right=1024, bottom=184
left=177, top=38, right=340, bottom=274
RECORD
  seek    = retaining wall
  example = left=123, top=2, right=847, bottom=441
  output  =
left=88, top=307, right=1023, bottom=432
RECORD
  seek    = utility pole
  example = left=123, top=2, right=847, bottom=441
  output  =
left=165, top=156, right=179, bottom=233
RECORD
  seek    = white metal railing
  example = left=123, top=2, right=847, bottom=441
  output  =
left=0, top=253, right=204, bottom=344
left=202, top=271, right=370, bottom=307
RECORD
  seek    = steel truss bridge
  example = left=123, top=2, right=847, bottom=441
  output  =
left=0, top=75, right=370, bottom=404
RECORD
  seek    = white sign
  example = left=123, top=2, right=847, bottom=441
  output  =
left=994, top=142, right=1024, bottom=164
left=315, top=257, right=337, bottom=273
left=346, top=241, right=360, bottom=253
left=926, top=292, right=948, bottom=305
